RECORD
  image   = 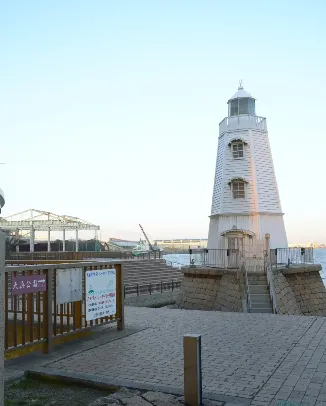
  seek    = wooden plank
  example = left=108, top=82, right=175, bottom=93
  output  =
left=116, top=264, right=124, bottom=331
left=42, top=269, right=53, bottom=354
left=27, top=270, right=34, bottom=344
left=184, top=334, right=202, bottom=406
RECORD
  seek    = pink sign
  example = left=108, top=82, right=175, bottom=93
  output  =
left=11, top=274, right=47, bottom=295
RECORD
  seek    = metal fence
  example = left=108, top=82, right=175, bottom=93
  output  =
left=4, top=261, right=124, bottom=356
left=8, top=250, right=162, bottom=261
left=270, top=247, right=314, bottom=268
left=124, top=280, right=182, bottom=298
left=189, top=249, right=239, bottom=268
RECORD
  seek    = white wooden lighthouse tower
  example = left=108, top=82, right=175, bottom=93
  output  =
left=208, top=83, right=287, bottom=251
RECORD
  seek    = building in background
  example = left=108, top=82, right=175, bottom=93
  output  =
left=155, top=239, right=207, bottom=251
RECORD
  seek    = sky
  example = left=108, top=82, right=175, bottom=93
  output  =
left=1, top=0, right=326, bottom=243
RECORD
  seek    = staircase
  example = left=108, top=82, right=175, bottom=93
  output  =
left=246, top=272, right=273, bottom=314
left=123, top=259, right=183, bottom=286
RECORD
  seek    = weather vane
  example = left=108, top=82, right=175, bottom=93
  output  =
left=239, top=79, right=243, bottom=89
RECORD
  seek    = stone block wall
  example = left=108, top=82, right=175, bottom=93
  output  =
left=175, top=267, right=243, bottom=312
left=273, top=265, right=325, bottom=316
left=124, top=290, right=181, bottom=307
left=272, top=272, right=301, bottom=315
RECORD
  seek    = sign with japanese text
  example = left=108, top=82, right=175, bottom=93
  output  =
left=11, top=274, right=47, bottom=295
left=85, top=268, right=116, bottom=321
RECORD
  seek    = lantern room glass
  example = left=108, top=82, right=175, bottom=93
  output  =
left=228, top=98, right=255, bottom=117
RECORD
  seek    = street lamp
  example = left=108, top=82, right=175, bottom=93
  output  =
left=0, top=188, right=5, bottom=214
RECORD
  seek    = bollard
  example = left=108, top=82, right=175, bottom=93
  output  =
left=184, top=334, right=202, bottom=406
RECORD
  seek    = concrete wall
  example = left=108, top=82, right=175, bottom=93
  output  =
left=273, top=265, right=325, bottom=316
left=0, top=232, right=5, bottom=404
left=175, top=267, right=243, bottom=312
left=125, top=290, right=181, bottom=307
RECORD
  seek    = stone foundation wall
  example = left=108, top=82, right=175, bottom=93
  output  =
left=273, top=265, right=325, bottom=316
left=125, top=290, right=181, bottom=307
left=175, top=267, right=243, bottom=312
left=272, top=272, right=301, bottom=315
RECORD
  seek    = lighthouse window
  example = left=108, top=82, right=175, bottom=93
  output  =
left=230, top=99, right=239, bottom=116
left=232, top=143, right=244, bottom=159
left=232, top=182, right=245, bottom=199
left=239, top=98, right=249, bottom=115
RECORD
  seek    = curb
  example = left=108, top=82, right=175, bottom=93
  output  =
left=25, top=367, right=251, bottom=406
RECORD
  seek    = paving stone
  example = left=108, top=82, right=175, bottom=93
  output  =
left=122, top=396, right=153, bottom=406
left=142, top=391, right=182, bottom=406
left=88, top=398, right=121, bottom=406
left=202, top=400, right=224, bottom=406
left=43, top=307, right=326, bottom=406
left=111, top=388, right=142, bottom=400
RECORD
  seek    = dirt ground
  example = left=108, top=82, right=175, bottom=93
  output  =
left=5, top=378, right=115, bottom=406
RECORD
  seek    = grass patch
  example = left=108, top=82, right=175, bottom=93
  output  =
left=5, top=377, right=116, bottom=406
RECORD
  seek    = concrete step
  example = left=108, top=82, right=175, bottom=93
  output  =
left=125, top=265, right=181, bottom=271
left=125, top=266, right=182, bottom=273
left=125, top=267, right=180, bottom=273
left=125, top=278, right=182, bottom=285
left=249, top=285, right=269, bottom=294
left=250, top=294, right=271, bottom=304
left=247, top=278, right=268, bottom=285
left=125, top=271, right=182, bottom=278
left=250, top=301, right=272, bottom=309
left=250, top=308, right=273, bottom=314
left=125, top=274, right=183, bottom=281
left=125, top=271, right=183, bottom=278
left=124, top=259, right=167, bottom=264
left=124, top=263, right=167, bottom=267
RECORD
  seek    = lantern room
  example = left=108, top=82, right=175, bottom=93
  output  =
left=228, top=81, right=256, bottom=117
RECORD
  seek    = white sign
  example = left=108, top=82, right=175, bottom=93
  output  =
left=56, top=268, right=83, bottom=305
left=85, top=268, right=116, bottom=321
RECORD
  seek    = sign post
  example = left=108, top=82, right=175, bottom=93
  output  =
left=184, top=334, right=202, bottom=406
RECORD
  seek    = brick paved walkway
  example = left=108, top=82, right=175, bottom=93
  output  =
left=44, top=308, right=326, bottom=405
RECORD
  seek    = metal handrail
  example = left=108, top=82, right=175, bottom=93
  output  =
left=124, top=280, right=182, bottom=298
left=189, top=248, right=240, bottom=268
left=165, top=259, right=184, bottom=269
left=270, top=247, right=314, bottom=269
left=243, top=264, right=251, bottom=313
left=266, top=262, right=278, bottom=314
left=264, top=251, right=278, bottom=314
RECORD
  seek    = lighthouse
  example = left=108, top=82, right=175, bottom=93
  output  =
left=208, top=83, right=287, bottom=251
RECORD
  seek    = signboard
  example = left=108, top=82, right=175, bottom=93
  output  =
left=11, top=274, right=46, bottom=295
left=56, top=268, right=83, bottom=305
left=85, top=268, right=116, bottom=321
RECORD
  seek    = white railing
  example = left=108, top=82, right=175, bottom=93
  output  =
left=270, top=247, right=314, bottom=268
left=219, top=115, right=267, bottom=134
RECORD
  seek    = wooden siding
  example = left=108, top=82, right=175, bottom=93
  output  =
left=252, top=130, right=282, bottom=212
left=211, top=135, right=225, bottom=215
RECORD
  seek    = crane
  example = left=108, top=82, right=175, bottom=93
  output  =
left=139, top=224, right=155, bottom=251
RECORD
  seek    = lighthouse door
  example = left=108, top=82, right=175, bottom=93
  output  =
left=227, top=237, right=244, bottom=266
left=228, top=236, right=244, bottom=250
